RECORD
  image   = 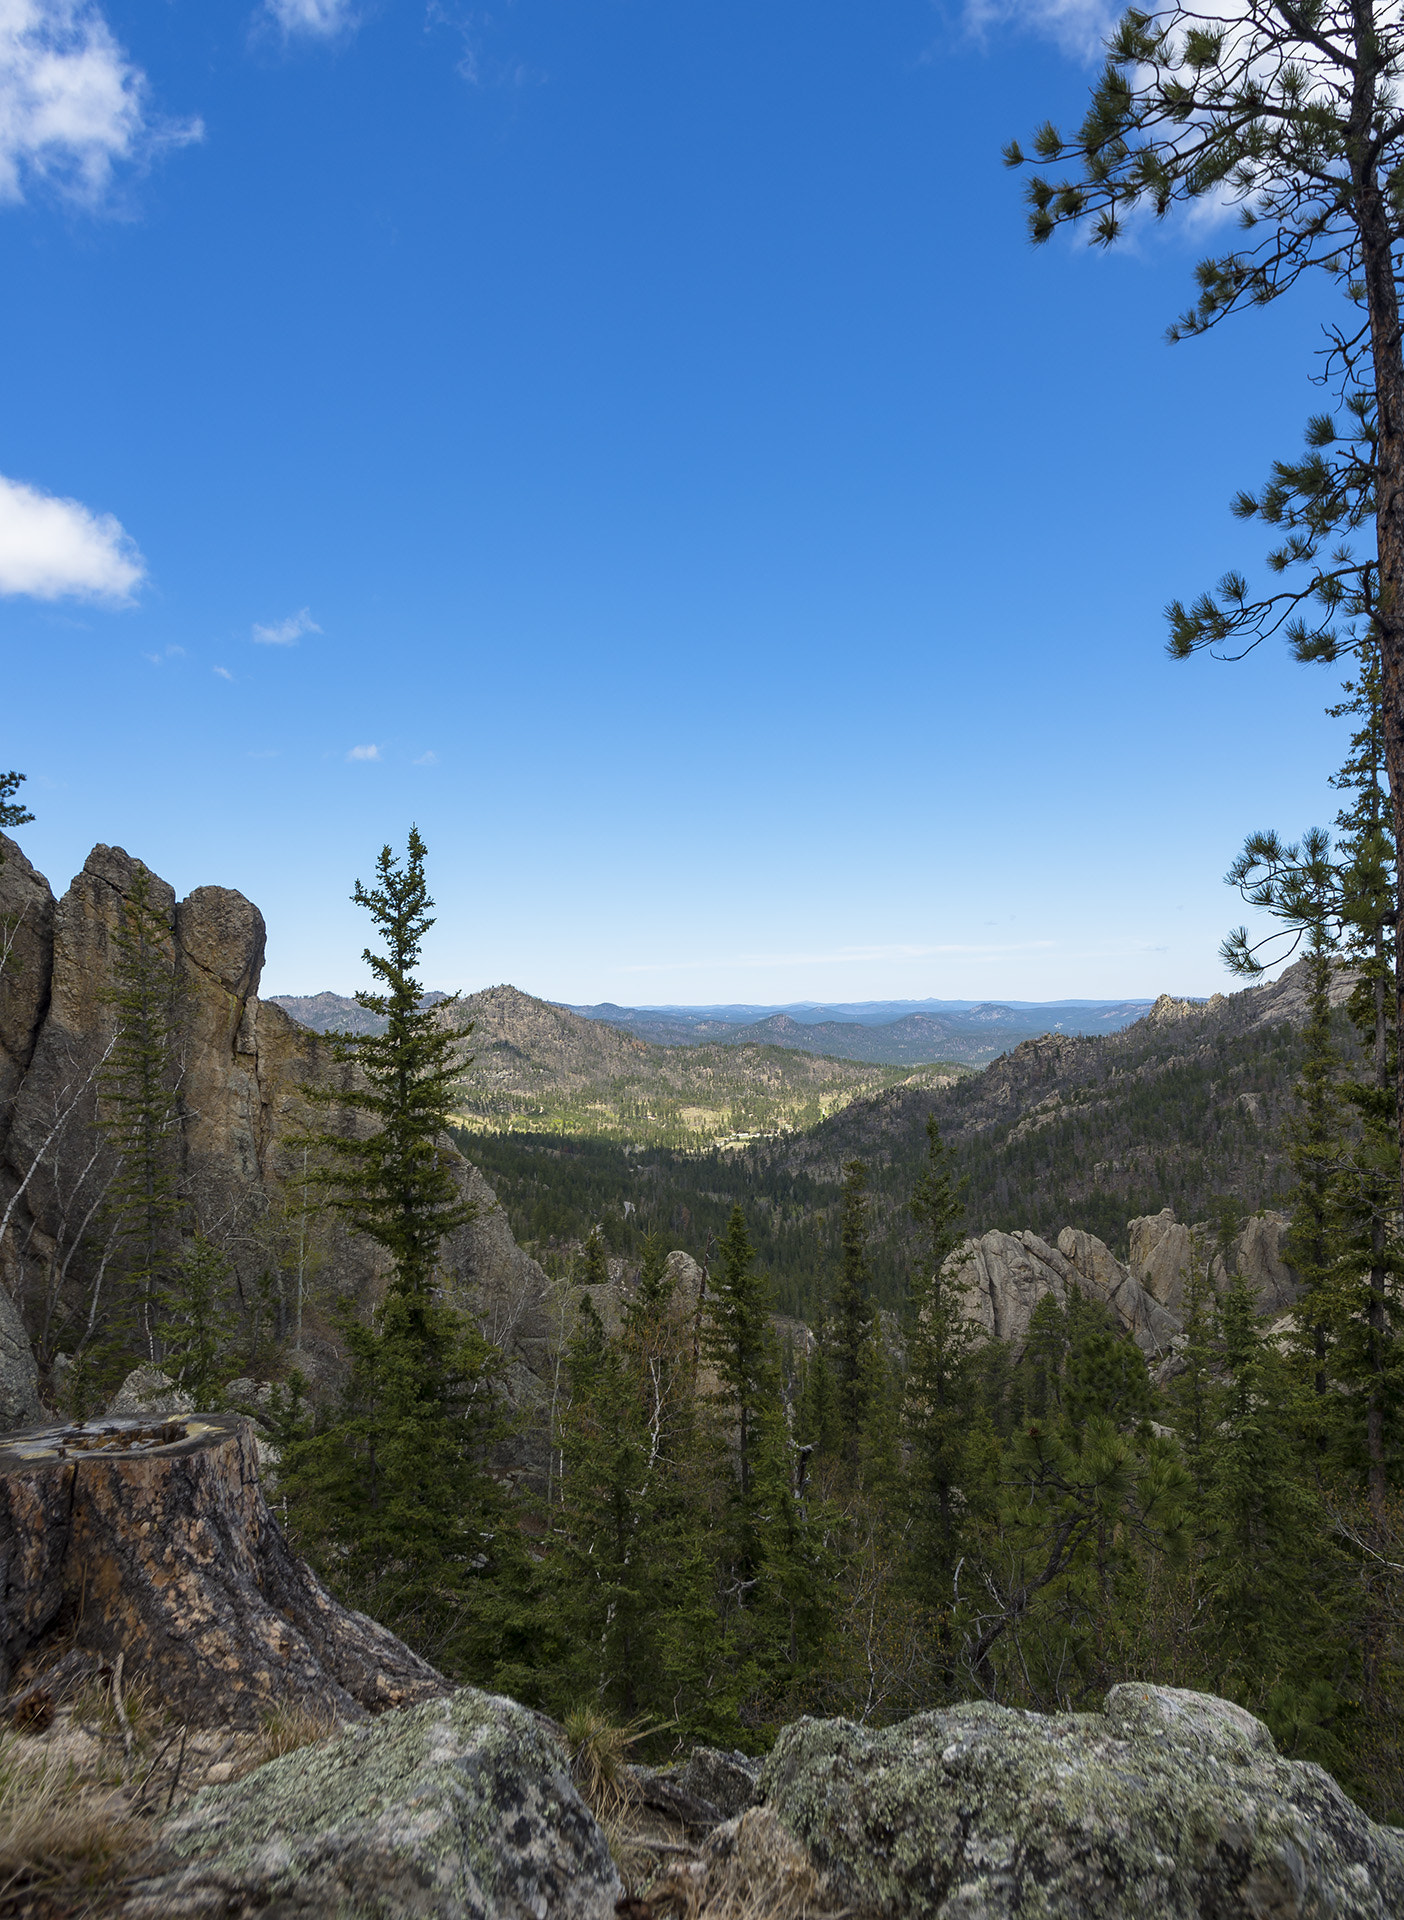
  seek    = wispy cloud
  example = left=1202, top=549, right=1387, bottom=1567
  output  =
left=263, top=0, right=356, bottom=39
left=622, top=941, right=1058, bottom=974
left=212, top=665, right=233, bottom=681
left=0, top=0, right=201, bottom=206
left=347, top=742, right=381, bottom=761
left=252, top=606, right=320, bottom=646
left=0, top=471, right=143, bottom=601
left=413, top=749, right=438, bottom=766
left=963, top=0, right=1117, bottom=61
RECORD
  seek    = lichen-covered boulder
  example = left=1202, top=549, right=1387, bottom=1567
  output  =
left=760, top=1683, right=1404, bottom=1918
left=123, top=1687, right=622, bottom=1920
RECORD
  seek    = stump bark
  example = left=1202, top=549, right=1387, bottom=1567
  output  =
left=0, top=1415, right=448, bottom=1728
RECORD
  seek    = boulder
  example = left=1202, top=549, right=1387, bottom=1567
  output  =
left=105, top=1365, right=194, bottom=1418
left=761, top=1683, right=1404, bottom=1918
left=122, top=1687, right=622, bottom=1920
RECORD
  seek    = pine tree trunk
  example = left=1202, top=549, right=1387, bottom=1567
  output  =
left=0, top=1414, right=447, bottom=1728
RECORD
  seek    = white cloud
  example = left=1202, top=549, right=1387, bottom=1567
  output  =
left=414, top=749, right=438, bottom=765
left=252, top=606, right=320, bottom=645
left=963, top=0, right=1117, bottom=61
left=264, top=0, right=356, bottom=38
left=0, top=470, right=143, bottom=600
left=347, top=742, right=380, bottom=761
left=212, top=665, right=233, bottom=680
left=0, top=0, right=201, bottom=206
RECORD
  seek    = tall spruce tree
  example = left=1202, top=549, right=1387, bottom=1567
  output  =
left=305, top=827, right=475, bottom=1289
left=280, top=830, right=510, bottom=1671
left=832, top=1160, right=873, bottom=1473
left=903, top=1114, right=979, bottom=1599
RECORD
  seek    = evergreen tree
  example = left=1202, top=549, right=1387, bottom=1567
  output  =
left=903, top=1114, right=979, bottom=1599
left=832, top=1160, right=872, bottom=1472
left=156, top=1234, right=237, bottom=1404
left=1010, top=13, right=1404, bottom=1224
left=702, top=1207, right=777, bottom=1511
left=1284, top=939, right=1341, bottom=1404
left=281, top=1289, right=510, bottom=1668
left=0, top=771, right=33, bottom=864
left=632, top=1231, right=672, bottom=1318
left=280, top=830, right=510, bottom=1672
left=305, top=827, right=475, bottom=1290
left=795, top=1327, right=840, bottom=1461
left=580, top=1225, right=610, bottom=1289
left=1199, top=1271, right=1348, bottom=1761
left=99, top=864, right=185, bottom=1364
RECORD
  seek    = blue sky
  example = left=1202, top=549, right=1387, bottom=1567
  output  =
left=0, top=0, right=1359, bottom=1004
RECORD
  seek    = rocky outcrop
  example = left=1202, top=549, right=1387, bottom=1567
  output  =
left=949, top=1227, right=1181, bottom=1357
left=761, top=1683, right=1404, bottom=1918
left=123, top=1687, right=621, bottom=1920
left=0, top=836, right=574, bottom=1488
left=1128, top=1206, right=1300, bottom=1314
left=0, top=837, right=54, bottom=1160
left=0, top=1283, right=41, bottom=1428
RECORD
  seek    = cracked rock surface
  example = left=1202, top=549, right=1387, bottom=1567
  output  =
left=123, top=1687, right=622, bottom=1920
left=760, top=1683, right=1404, bottom=1919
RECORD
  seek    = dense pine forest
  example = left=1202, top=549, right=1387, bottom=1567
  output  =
left=462, top=984, right=1336, bottom=1318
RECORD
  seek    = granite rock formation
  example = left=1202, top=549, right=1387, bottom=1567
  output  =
left=122, top=1687, right=622, bottom=1920
left=762, top=1683, right=1404, bottom=1918
left=0, top=835, right=566, bottom=1485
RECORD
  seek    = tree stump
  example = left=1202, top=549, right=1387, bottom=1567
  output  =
left=0, top=1415, right=447, bottom=1728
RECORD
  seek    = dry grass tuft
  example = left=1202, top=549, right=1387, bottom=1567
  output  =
left=562, top=1703, right=652, bottom=1822
left=649, top=1806, right=847, bottom=1920
left=0, top=1738, right=145, bottom=1913
left=258, top=1703, right=342, bottom=1763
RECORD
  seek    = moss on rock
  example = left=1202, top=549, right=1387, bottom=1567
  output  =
left=759, top=1683, right=1404, bottom=1918
left=122, top=1687, right=621, bottom=1919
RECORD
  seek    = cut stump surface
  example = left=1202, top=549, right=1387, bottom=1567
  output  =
left=0, top=1414, right=446, bottom=1728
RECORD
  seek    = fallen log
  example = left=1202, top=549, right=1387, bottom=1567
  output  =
left=0, top=1414, right=447, bottom=1728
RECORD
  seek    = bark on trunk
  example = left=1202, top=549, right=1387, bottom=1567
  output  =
left=0, top=1414, right=447, bottom=1728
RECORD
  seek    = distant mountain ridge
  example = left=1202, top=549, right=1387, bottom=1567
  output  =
left=269, top=984, right=963, bottom=1147
left=561, top=996, right=1157, bottom=1064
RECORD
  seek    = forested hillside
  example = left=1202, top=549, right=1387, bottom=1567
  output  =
left=279, top=982, right=964, bottom=1147
left=463, top=964, right=1351, bottom=1318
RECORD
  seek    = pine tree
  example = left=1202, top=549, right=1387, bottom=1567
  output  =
left=279, top=830, right=510, bottom=1671
left=832, top=1160, right=872, bottom=1473
left=99, top=864, right=185, bottom=1365
left=1327, top=645, right=1403, bottom=1517
left=1199, top=1271, right=1346, bottom=1761
left=156, top=1234, right=237, bottom=1404
left=903, top=1114, right=978, bottom=1597
left=703, top=1207, right=777, bottom=1512
left=1285, top=939, right=1340, bottom=1404
left=0, top=771, right=33, bottom=864
left=305, top=827, right=475, bottom=1291
left=580, top=1225, right=610, bottom=1290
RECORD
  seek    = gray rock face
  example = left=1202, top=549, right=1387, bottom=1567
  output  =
left=105, top=1364, right=195, bottom=1418
left=124, top=1687, right=622, bottom=1920
left=1128, top=1206, right=1301, bottom=1315
left=949, top=1228, right=1181, bottom=1358
left=761, top=1683, right=1404, bottom=1919
left=0, top=1284, right=41, bottom=1427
